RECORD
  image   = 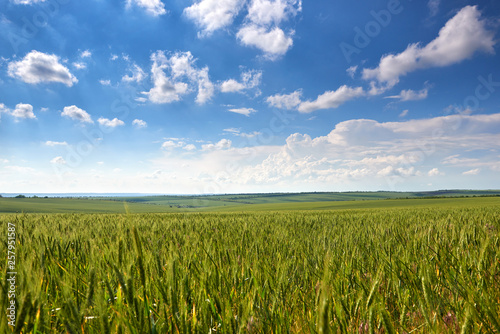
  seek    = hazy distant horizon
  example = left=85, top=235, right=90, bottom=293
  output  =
left=2, top=189, right=500, bottom=198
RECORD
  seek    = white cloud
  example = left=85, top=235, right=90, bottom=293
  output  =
left=97, top=117, right=125, bottom=128
left=239, top=131, right=261, bottom=138
left=12, top=103, right=36, bottom=119
left=72, top=62, right=87, bottom=70
left=223, top=128, right=240, bottom=135
left=61, top=105, right=93, bottom=123
left=184, top=0, right=245, bottom=36
left=132, top=119, right=147, bottom=128
left=195, top=67, right=214, bottom=104
left=442, top=155, right=479, bottom=165
left=45, top=141, right=68, bottom=146
left=463, top=168, right=480, bottom=175
left=246, top=0, right=301, bottom=26
left=427, top=168, right=441, bottom=176
left=143, top=51, right=214, bottom=104
left=8, top=51, right=78, bottom=87
left=80, top=50, right=92, bottom=58
left=266, top=90, right=302, bottom=109
left=222, top=113, right=500, bottom=187
left=161, top=140, right=185, bottom=150
left=10, top=0, right=46, bottom=4
left=50, top=156, right=66, bottom=164
left=346, top=65, right=358, bottom=78
left=428, top=0, right=440, bottom=17
left=220, top=69, right=262, bottom=93
left=99, top=79, right=111, bottom=86
left=4, top=165, right=37, bottom=173
left=237, top=25, right=294, bottom=58
left=228, top=107, right=257, bottom=116
left=202, top=139, right=232, bottom=151
left=298, top=85, right=365, bottom=113
left=122, top=63, right=146, bottom=83
left=399, top=109, right=409, bottom=118
left=386, top=88, right=428, bottom=101
left=236, top=0, right=301, bottom=58
left=183, top=144, right=197, bottom=151
left=0, top=103, right=10, bottom=113
left=363, top=6, right=496, bottom=87
left=126, top=0, right=166, bottom=16
left=220, top=79, right=245, bottom=93
left=224, top=128, right=262, bottom=138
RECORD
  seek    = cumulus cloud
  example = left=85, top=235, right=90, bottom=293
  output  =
left=222, top=112, right=500, bottom=187
left=0, top=103, right=9, bottom=115
left=237, top=25, right=293, bottom=58
left=161, top=141, right=180, bottom=150
left=61, top=105, right=93, bottom=123
left=184, top=0, right=245, bottom=36
left=161, top=139, right=197, bottom=151
left=236, top=0, right=301, bottom=58
left=228, top=107, right=257, bottom=116
left=267, top=86, right=365, bottom=113
left=220, top=69, right=262, bottom=93
left=184, top=0, right=300, bottom=57
left=427, top=168, right=441, bottom=176
left=99, top=79, right=111, bottom=86
left=80, top=50, right=92, bottom=58
left=50, top=156, right=67, bottom=164
left=363, top=6, right=496, bottom=87
left=132, top=119, right=147, bottom=128
left=202, top=139, right=232, bottom=151
left=385, top=88, right=428, bottom=101
left=183, top=144, right=197, bottom=151
left=97, top=117, right=125, bottom=128
left=12, top=103, right=36, bottom=119
left=126, top=0, right=166, bottom=16
left=122, top=63, right=146, bottom=83
left=246, top=0, right=301, bottom=26
left=8, top=51, right=78, bottom=86
left=72, top=62, right=87, bottom=70
left=266, top=90, right=302, bottom=109
left=298, top=86, right=365, bottom=113
left=143, top=51, right=214, bottom=104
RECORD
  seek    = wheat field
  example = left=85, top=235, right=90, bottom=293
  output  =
left=1, top=205, right=499, bottom=333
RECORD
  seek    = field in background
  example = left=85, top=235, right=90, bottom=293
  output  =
left=1, top=190, right=500, bottom=213
left=0, top=201, right=499, bottom=333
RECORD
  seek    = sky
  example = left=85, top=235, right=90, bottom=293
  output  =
left=0, top=0, right=499, bottom=194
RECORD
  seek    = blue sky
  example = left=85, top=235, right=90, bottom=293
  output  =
left=0, top=0, right=499, bottom=194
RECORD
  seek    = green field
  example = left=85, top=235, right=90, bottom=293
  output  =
left=1, top=190, right=500, bottom=213
left=1, top=198, right=499, bottom=333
